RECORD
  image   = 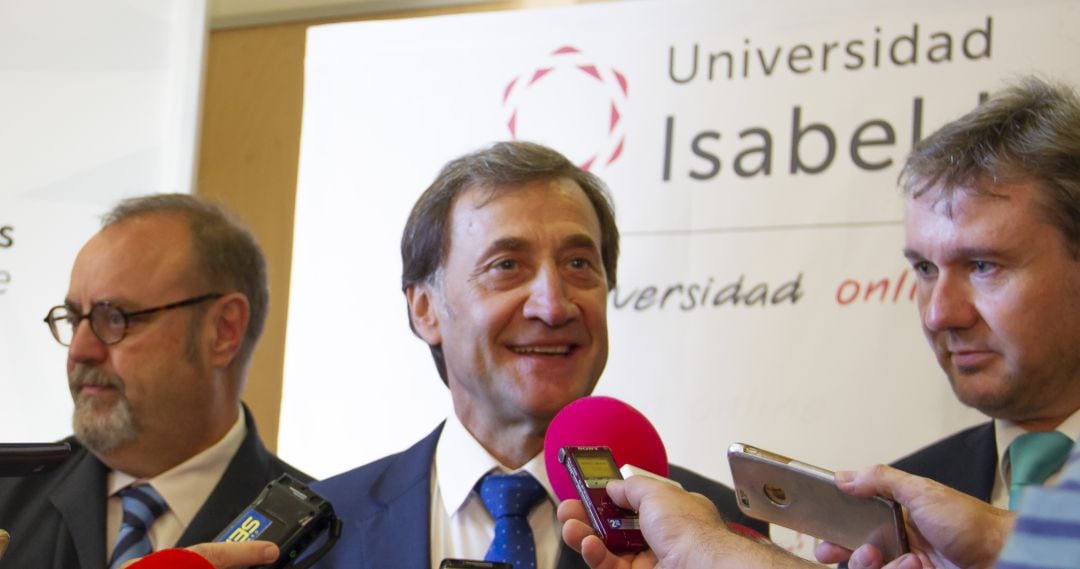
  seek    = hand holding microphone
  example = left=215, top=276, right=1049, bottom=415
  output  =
left=543, top=395, right=671, bottom=502
left=547, top=397, right=788, bottom=569
left=558, top=475, right=736, bottom=569
left=122, top=474, right=339, bottom=569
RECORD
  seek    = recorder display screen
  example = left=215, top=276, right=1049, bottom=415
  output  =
left=575, top=452, right=619, bottom=479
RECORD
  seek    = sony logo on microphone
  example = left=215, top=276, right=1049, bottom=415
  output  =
left=0, top=226, right=13, bottom=249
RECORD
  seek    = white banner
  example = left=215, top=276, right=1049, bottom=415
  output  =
left=0, top=0, right=206, bottom=441
left=284, top=0, right=1077, bottom=513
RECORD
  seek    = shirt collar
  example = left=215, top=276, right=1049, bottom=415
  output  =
left=996, top=407, right=1080, bottom=480
left=434, top=412, right=557, bottom=517
left=108, top=407, right=247, bottom=528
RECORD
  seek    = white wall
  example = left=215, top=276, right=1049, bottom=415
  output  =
left=0, top=0, right=207, bottom=442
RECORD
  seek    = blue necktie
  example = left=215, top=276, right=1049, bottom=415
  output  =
left=479, top=472, right=547, bottom=569
left=1008, top=431, right=1074, bottom=510
left=109, top=484, right=169, bottom=569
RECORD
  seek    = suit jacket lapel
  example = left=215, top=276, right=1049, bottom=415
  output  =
left=967, top=422, right=999, bottom=502
left=892, top=421, right=1000, bottom=504
left=357, top=426, right=441, bottom=568
left=930, top=421, right=999, bottom=502
left=178, top=407, right=274, bottom=545
left=51, top=449, right=109, bottom=569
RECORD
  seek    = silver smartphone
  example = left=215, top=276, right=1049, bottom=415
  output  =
left=728, top=443, right=908, bottom=561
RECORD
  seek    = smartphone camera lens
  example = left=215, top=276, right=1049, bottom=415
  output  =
left=763, top=484, right=791, bottom=507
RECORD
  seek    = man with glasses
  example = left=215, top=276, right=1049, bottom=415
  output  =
left=0, top=194, right=309, bottom=569
left=90, top=142, right=760, bottom=569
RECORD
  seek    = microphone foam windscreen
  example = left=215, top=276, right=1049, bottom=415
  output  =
left=544, top=396, right=668, bottom=501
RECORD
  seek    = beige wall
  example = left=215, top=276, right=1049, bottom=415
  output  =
left=197, top=19, right=307, bottom=452
left=196, top=1, right=587, bottom=451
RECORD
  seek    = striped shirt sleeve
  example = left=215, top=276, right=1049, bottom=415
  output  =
left=997, top=438, right=1080, bottom=569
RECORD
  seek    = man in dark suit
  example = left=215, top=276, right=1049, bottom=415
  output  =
left=889, top=78, right=1080, bottom=510
left=0, top=194, right=309, bottom=569
left=559, top=77, right=1080, bottom=569
left=312, top=141, right=764, bottom=569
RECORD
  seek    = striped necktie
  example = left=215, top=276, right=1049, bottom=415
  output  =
left=479, top=472, right=548, bottom=569
left=1008, top=431, right=1074, bottom=511
left=109, top=484, right=169, bottom=569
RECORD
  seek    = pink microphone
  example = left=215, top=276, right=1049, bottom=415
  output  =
left=543, top=395, right=668, bottom=502
left=544, top=396, right=769, bottom=544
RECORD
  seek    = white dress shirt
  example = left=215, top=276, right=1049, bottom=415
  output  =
left=106, top=409, right=246, bottom=557
left=430, top=413, right=561, bottom=569
left=991, top=408, right=1080, bottom=509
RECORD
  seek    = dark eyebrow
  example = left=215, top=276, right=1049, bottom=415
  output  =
left=62, top=296, right=132, bottom=314
left=477, top=234, right=600, bottom=260
left=903, top=247, right=1003, bottom=264
left=562, top=233, right=600, bottom=253
left=951, top=247, right=1003, bottom=259
left=902, top=249, right=923, bottom=262
left=471, top=238, right=529, bottom=271
left=479, top=237, right=529, bottom=259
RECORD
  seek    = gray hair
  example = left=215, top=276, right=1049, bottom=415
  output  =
left=103, top=193, right=269, bottom=369
left=901, top=76, right=1080, bottom=256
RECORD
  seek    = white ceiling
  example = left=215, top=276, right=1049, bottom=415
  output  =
left=208, top=0, right=479, bottom=28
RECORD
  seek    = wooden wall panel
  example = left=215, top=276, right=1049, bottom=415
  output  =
left=197, top=21, right=308, bottom=451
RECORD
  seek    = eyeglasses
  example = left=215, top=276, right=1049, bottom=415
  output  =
left=43, top=293, right=224, bottom=347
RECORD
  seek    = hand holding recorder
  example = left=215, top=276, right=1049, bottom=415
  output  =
left=560, top=443, right=921, bottom=569
left=559, top=446, right=648, bottom=554
left=121, top=475, right=340, bottom=569
left=559, top=475, right=797, bottom=569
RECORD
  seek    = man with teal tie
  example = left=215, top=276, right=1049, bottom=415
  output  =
left=557, top=76, right=1080, bottom=569
left=889, top=76, right=1080, bottom=513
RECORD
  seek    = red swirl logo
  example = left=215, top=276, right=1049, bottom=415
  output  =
left=502, top=46, right=629, bottom=171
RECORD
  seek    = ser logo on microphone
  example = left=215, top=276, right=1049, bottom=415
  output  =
left=221, top=510, right=271, bottom=542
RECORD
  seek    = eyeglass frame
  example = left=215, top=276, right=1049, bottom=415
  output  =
left=43, top=293, right=225, bottom=347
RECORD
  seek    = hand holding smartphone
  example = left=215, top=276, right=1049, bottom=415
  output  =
left=559, top=446, right=648, bottom=554
left=728, top=443, right=908, bottom=561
